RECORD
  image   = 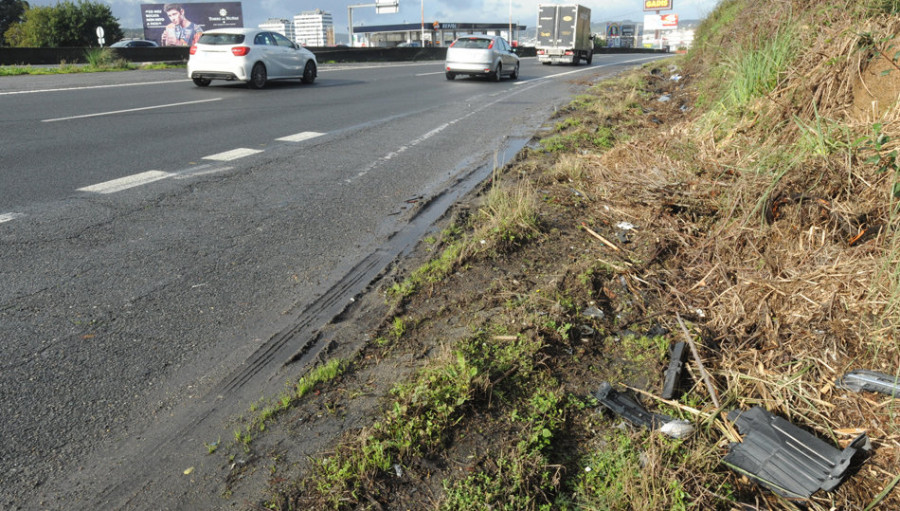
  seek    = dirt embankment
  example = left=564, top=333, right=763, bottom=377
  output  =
left=211, top=2, right=900, bottom=509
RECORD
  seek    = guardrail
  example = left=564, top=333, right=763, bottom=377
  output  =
left=0, top=45, right=666, bottom=67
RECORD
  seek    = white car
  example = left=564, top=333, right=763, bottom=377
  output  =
left=444, top=35, right=519, bottom=81
left=187, top=28, right=317, bottom=89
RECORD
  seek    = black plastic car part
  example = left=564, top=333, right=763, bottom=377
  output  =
left=594, top=382, right=671, bottom=428
left=836, top=369, right=900, bottom=397
left=661, top=341, right=687, bottom=400
left=723, top=407, right=868, bottom=499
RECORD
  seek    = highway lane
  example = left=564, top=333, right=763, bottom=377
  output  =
left=0, top=54, right=668, bottom=508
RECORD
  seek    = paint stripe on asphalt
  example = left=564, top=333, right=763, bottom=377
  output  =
left=276, top=131, right=325, bottom=143
left=78, top=170, right=174, bottom=194
left=203, top=148, right=264, bottom=161
left=42, top=98, right=222, bottom=123
left=0, top=212, right=24, bottom=223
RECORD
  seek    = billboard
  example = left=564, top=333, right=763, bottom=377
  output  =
left=644, top=0, right=673, bottom=11
left=141, top=2, right=243, bottom=46
left=644, top=13, right=679, bottom=31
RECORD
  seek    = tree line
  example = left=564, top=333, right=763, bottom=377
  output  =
left=1, top=0, right=123, bottom=47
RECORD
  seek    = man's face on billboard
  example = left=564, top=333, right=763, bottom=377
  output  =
left=167, top=9, right=184, bottom=24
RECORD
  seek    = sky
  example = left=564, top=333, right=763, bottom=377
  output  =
left=30, top=0, right=723, bottom=35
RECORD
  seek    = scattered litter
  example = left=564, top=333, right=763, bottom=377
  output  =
left=670, top=74, right=682, bottom=82
left=615, top=230, right=631, bottom=244
left=578, top=325, right=595, bottom=337
left=659, top=419, right=694, bottom=439
left=837, top=369, right=900, bottom=397
left=582, top=306, right=604, bottom=319
left=616, top=221, right=636, bottom=230
left=657, top=94, right=671, bottom=103
left=723, top=407, right=868, bottom=499
left=393, top=463, right=404, bottom=477
left=661, top=342, right=687, bottom=400
left=594, top=382, right=692, bottom=439
left=183, top=466, right=195, bottom=475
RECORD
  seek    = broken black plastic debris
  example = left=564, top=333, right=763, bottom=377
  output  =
left=661, top=342, right=687, bottom=400
left=594, top=382, right=671, bottom=429
left=723, top=407, right=868, bottom=500
left=837, top=369, right=900, bottom=397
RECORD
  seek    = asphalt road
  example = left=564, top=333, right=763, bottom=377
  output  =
left=0, top=54, right=667, bottom=509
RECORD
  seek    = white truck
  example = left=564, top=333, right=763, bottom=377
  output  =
left=536, top=4, right=593, bottom=65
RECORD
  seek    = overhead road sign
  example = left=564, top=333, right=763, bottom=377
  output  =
left=376, top=0, right=399, bottom=14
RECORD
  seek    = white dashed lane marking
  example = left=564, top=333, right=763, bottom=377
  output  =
left=276, top=131, right=325, bottom=143
left=77, top=170, right=174, bottom=194
left=203, top=148, right=264, bottom=161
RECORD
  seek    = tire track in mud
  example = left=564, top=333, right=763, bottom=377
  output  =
left=76, top=137, right=532, bottom=511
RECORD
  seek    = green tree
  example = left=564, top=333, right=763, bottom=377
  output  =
left=0, top=0, right=29, bottom=46
left=4, top=0, right=122, bottom=47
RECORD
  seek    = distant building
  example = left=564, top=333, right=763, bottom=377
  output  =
left=351, top=22, right=526, bottom=48
left=258, top=18, right=295, bottom=41
left=294, top=9, right=334, bottom=46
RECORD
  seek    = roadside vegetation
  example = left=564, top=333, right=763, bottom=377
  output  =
left=0, top=47, right=183, bottom=76
left=206, top=0, right=900, bottom=509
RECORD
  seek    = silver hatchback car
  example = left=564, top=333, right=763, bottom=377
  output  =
left=444, top=35, right=519, bottom=81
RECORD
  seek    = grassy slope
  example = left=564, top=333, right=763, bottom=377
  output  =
left=223, top=0, right=900, bottom=509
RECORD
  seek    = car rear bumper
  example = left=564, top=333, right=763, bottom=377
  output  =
left=445, top=62, right=494, bottom=75
left=191, top=71, right=241, bottom=81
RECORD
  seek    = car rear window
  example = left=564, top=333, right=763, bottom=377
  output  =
left=454, top=38, right=491, bottom=49
left=198, top=33, right=245, bottom=45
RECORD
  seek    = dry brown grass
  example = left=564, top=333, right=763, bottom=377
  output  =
left=522, top=2, right=900, bottom=506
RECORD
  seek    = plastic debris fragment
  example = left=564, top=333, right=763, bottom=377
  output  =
left=837, top=369, right=900, bottom=398
left=723, top=407, right=868, bottom=499
left=661, top=342, right=687, bottom=400
left=594, top=382, right=691, bottom=438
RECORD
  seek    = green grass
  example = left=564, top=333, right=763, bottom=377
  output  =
left=234, top=358, right=346, bottom=445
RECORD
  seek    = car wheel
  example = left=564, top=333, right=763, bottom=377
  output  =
left=249, top=63, right=267, bottom=89
left=586, top=51, right=593, bottom=65
left=493, top=63, right=502, bottom=82
left=192, top=77, right=211, bottom=87
left=301, top=60, right=316, bottom=84
left=445, top=71, right=456, bottom=80
left=510, top=62, right=519, bottom=80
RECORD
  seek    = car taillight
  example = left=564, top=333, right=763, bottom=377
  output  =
left=537, top=49, right=544, bottom=55
left=565, top=50, right=574, bottom=55
left=449, top=40, right=457, bottom=47
left=231, top=46, right=250, bottom=56
left=488, top=40, right=495, bottom=49
left=189, top=44, right=197, bottom=55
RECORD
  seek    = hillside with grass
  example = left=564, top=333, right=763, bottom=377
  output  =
left=216, top=0, right=900, bottom=509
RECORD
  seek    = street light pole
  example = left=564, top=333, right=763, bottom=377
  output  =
left=421, top=0, right=425, bottom=46
left=508, top=0, right=512, bottom=42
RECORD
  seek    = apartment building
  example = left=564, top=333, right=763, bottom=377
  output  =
left=258, top=18, right=295, bottom=41
left=293, top=9, right=334, bottom=46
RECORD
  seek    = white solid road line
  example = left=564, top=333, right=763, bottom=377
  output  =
left=77, top=170, right=174, bottom=194
left=203, top=148, right=265, bottom=161
left=42, top=98, right=222, bottom=123
left=0, top=79, right=190, bottom=96
left=0, top=212, right=24, bottom=223
left=276, top=131, right=325, bottom=143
